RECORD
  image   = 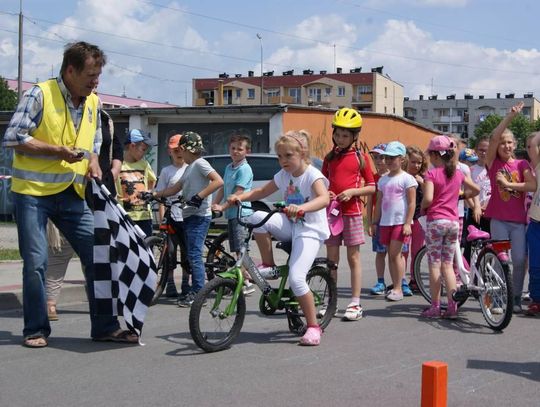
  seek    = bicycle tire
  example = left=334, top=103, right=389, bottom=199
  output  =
left=477, top=249, right=513, bottom=331
left=412, top=245, right=466, bottom=308
left=205, top=231, right=236, bottom=281
left=189, top=277, right=246, bottom=352
left=145, top=235, right=169, bottom=305
left=287, top=265, right=337, bottom=335
left=412, top=246, right=431, bottom=303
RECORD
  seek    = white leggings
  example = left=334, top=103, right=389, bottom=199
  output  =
left=250, top=211, right=322, bottom=297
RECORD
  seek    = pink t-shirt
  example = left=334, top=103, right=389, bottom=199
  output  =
left=484, top=157, right=529, bottom=224
left=424, top=166, right=464, bottom=221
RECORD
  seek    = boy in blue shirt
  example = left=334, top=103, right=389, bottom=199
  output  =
left=212, top=132, right=255, bottom=294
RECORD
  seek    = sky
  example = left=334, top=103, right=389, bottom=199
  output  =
left=1, top=0, right=539, bottom=106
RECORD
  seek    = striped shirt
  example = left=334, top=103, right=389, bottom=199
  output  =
left=2, top=76, right=102, bottom=153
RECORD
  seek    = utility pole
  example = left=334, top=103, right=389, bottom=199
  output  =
left=256, top=33, right=263, bottom=105
left=17, top=0, right=23, bottom=101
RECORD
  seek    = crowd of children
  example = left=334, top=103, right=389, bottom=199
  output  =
left=44, top=103, right=540, bottom=348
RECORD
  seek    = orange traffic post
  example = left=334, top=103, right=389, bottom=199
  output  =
left=421, top=361, right=448, bottom=407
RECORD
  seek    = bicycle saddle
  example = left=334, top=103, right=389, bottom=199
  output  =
left=466, top=225, right=490, bottom=242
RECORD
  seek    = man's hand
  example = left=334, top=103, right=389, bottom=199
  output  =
left=58, top=147, right=85, bottom=163
left=86, top=153, right=102, bottom=180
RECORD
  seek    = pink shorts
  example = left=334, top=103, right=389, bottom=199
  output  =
left=325, top=214, right=365, bottom=246
left=378, top=224, right=411, bottom=246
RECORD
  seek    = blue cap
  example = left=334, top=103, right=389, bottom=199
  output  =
left=383, top=141, right=406, bottom=157
left=370, top=143, right=387, bottom=154
left=125, top=129, right=154, bottom=146
left=459, top=148, right=478, bottom=163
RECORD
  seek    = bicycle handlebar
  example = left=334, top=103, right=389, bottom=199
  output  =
left=138, top=192, right=222, bottom=219
left=235, top=201, right=305, bottom=229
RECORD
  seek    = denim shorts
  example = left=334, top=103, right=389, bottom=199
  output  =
left=227, top=218, right=247, bottom=253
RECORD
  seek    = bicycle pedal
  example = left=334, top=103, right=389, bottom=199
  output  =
left=452, top=288, right=469, bottom=302
left=286, top=308, right=306, bottom=336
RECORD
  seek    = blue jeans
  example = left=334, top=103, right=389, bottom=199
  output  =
left=527, top=221, right=540, bottom=303
left=13, top=187, right=120, bottom=339
left=183, top=215, right=211, bottom=293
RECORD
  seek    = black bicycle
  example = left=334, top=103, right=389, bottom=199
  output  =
left=140, top=193, right=236, bottom=304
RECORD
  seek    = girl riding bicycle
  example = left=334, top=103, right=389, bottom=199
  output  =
left=227, top=130, right=330, bottom=346
left=421, top=136, right=479, bottom=319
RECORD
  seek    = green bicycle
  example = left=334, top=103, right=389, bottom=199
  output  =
left=189, top=202, right=338, bottom=352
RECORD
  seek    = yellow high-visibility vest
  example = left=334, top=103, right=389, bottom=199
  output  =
left=11, top=79, right=98, bottom=198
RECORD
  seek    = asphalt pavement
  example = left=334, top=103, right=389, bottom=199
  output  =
left=1, top=230, right=539, bottom=406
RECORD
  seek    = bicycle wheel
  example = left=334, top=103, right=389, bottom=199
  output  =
left=205, top=231, right=236, bottom=280
left=477, top=250, right=513, bottom=331
left=189, top=277, right=246, bottom=352
left=287, top=265, right=337, bottom=335
left=145, top=235, right=168, bottom=305
left=413, top=246, right=431, bottom=303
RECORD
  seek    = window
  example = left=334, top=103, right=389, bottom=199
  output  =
left=235, top=89, right=241, bottom=98
left=288, top=88, right=301, bottom=103
left=384, top=87, right=387, bottom=98
left=247, top=88, right=255, bottom=99
left=324, top=87, right=331, bottom=97
left=337, top=86, right=345, bottom=97
left=358, top=85, right=372, bottom=95
left=308, top=88, right=322, bottom=102
left=267, top=88, right=280, bottom=98
left=422, top=109, right=428, bottom=119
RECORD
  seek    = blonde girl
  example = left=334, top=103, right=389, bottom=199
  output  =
left=228, top=130, right=330, bottom=346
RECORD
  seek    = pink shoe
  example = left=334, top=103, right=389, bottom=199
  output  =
left=442, top=300, right=458, bottom=319
left=421, top=305, right=441, bottom=318
left=299, top=326, right=321, bottom=346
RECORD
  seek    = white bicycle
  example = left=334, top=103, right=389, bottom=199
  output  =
left=413, top=224, right=513, bottom=331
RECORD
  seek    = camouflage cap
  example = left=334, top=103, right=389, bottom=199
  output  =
left=178, top=131, right=206, bottom=153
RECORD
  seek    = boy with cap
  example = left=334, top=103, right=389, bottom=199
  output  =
left=155, top=133, right=190, bottom=299
left=154, top=131, right=224, bottom=307
left=117, top=128, right=157, bottom=237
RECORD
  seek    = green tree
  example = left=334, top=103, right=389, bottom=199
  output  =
left=471, top=114, right=502, bottom=147
left=532, top=116, right=540, bottom=131
left=0, top=76, right=18, bottom=111
left=471, top=112, right=532, bottom=148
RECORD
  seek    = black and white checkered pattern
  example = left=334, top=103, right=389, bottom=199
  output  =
left=92, top=179, right=157, bottom=336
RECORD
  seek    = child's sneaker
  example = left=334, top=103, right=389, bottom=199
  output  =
left=525, top=302, right=540, bottom=316
left=385, top=290, right=403, bottom=302
left=442, top=300, right=458, bottom=319
left=370, top=281, right=386, bottom=295
left=421, top=305, right=441, bottom=318
left=402, top=281, right=413, bottom=297
left=299, top=326, right=321, bottom=346
left=317, top=305, right=338, bottom=318
left=242, top=282, right=256, bottom=296
left=342, top=303, right=363, bottom=321
left=408, top=279, right=420, bottom=293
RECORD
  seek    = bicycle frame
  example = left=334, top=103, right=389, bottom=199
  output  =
left=453, top=227, right=511, bottom=294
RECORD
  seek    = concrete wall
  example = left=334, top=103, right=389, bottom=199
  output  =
left=282, top=108, right=439, bottom=159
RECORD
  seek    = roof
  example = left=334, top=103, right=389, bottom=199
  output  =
left=194, top=72, right=374, bottom=90
left=5, top=78, right=177, bottom=108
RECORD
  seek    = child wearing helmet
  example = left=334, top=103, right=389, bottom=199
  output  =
left=321, top=107, right=376, bottom=320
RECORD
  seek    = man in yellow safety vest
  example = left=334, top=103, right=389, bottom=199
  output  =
left=3, top=41, right=137, bottom=348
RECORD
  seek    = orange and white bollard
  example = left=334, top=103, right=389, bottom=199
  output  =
left=421, top=361, right=448, bottom=407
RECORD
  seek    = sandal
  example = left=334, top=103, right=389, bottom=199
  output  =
left=93, top=329, right=139, bottom=344
left=23, top=336, right=48, bottom=348
left=47, top=304, right=59, bottom=321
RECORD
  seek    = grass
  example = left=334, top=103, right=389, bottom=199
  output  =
left=0, top=248, right=21, bottom=261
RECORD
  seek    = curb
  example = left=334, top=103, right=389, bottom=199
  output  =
left=0, top=283, right=88, bottom=312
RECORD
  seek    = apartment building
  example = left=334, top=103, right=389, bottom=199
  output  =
left=192, top=67, right=404, bottom=115
left=404, top=92, right=540, bottom=140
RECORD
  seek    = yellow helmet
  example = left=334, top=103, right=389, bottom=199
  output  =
left=332, top=107, right=363, bottom=130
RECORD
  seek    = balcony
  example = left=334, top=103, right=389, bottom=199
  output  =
left=268, top=95, right=297, bottom=104
left=433, top=115, right=464, bottom=124
left=352, top=94, right=373, bottom=103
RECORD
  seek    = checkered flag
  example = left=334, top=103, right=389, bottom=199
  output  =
left=92, top=179, right=157, bottom=337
